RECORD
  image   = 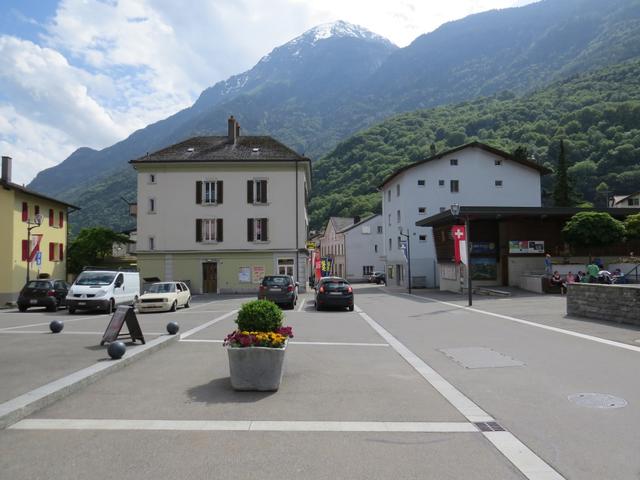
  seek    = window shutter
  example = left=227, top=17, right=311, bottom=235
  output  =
left=261, top=180, right=267, bottom=203
left=196, top=219, right=202, bottom=242
left=49, top=242, right=55, bottom=261
left=22, top=240, right=29, bottom=260
left=59, top=244, right=64, bottom=261
left=22, top=202, right=28, bottom=222
left=247, top=180, right=254, bottom=204
left=59, top=211, right=64, bottom=228
left=262, top=218, right=268, bottom=241
left=216, top=218, right=223, bottom=242
left=49, top=209, right=54, bottom=226
left=196, top=181, right=202, bottom=204
left=247, top=218, right=254, bottom=242
left=216, top=181, right=223, bottom=204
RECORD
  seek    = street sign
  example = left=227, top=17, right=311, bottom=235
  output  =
left=306, top=241, right=316, bottom=250
left=35, top=251, right=42, bottom=266
left=100, top=306, right=146, bottom=346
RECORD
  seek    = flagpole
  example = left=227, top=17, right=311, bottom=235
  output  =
left=465, top=215, right=472, bottom=307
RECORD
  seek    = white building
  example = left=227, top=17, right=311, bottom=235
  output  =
left=341, top=214, right=385, bottom=282
left=379, top=142, right=549, bottom=288
left=611, top=191, right=640, bottom=208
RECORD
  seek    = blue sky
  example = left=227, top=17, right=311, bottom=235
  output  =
left=0, top=0, right=536, bottom=185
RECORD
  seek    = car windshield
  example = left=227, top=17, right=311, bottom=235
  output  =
left=26, top=281, right=51, bottom=289
left=322, top=279, right=349, bottom=290
left=262, top=276, right=289, bottom=286
left=148, top=283, right=175, bottom=293
left=75, top=272, right=116, bottom=286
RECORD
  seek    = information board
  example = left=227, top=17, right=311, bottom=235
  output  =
left=508, top=240, right=545, bottom=254
left=100, top=305, right=145, bottom=346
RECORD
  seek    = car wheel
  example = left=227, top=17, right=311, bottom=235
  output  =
left=106, top=299, right=115, bottom=315
left=315, top=302, right=321, bottom=311
left=348, top=305, right=354, bottom=312
left=47, top=304, right=58, bottom=312
left=18, top=305, right=27, bottom=312
left=170, top=301, right=177, bottom=312
left=185, top=297, right=191, bottom=308
left=68, top=307, right=75, bottom=314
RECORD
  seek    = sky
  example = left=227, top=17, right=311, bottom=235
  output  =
left=0, top=0, right=537, bottom=185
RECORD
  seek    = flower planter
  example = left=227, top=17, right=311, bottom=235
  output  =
left=227, top=343, right=287, bottom=391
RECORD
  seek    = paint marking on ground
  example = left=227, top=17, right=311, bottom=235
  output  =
left=297, top=298, right=306, bottom=312
left=0, top=330, right=165, bottom=335
left=401, top=293, right=640, bottom=354
left=355, top=304, right=565, bottom=480
left=179, top=338, right=388, bottom=347
left=179, top=310, right=238, bottom=339
left=0, top=315, right=107, bottom=331
left=10, top=419, right=477, bottom=433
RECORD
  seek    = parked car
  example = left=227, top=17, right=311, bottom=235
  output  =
left=17, top=279, right=70, bottom=312
left=66, top=269, right=140, bottom=314
left=258, top=275, right=298, bottom=309
left=137, top=282, right=191, bottom=313
left=315, top=276, right=354, bottom=311
left=368, top=272, right=386, bottom=284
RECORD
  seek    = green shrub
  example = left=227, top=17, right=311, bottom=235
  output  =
left=236, top=300, right=283, bottom=332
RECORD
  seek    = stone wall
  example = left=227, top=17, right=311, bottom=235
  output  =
left=567, top=283, right=640, bottom=326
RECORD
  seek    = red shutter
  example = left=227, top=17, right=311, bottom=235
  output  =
left=59, top=244, right=64, bottom=261
left=59, top=211, right=64, bottom=228
left=49, top=209, right=54, bottom=226
left=22, top=202, right=28, bottom=222
left=22, top=240, right=29, bottom=260
left=49, top=242, right=55, bottom=261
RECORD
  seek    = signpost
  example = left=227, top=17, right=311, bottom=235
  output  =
left=35, top=251, right=42, bottom=267
left=100, top=306, right=145, bottom=346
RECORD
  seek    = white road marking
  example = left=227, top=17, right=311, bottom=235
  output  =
left=0, top=330, right=165, bottom=335
left=402, top=293, right=640, bottom=354
left=179, top=338, right=389, bottom=347
left=0, top=315, right=107, bottom=331
left=179, top=310, right=238, bottom=339
left=297, top=298, right=306, bottom=312
left=10, top=418, right=477, bottom=433
left=355, top=304, right=565, bottom=480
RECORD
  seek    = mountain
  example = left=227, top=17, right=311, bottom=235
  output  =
left=309, top=60, right=640, bottom=229
left=28, top=0, right=640, bottom=234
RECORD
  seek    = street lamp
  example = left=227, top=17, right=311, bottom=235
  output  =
left=399, top=227, right=411, bottom=294
left=26, top=214, right=43, bottom=283
left=451, top=204, right=472, bottom=306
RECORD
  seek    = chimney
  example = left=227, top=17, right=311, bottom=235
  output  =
left=353, top=216, right=361, bottom=224
left=236, top=122, right=240, bottom=139
left=1, top=156, right=11, bottom=183
left=228, top=115, right=237, bottom=144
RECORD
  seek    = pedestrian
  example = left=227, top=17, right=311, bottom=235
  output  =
left=586, top=262, right=599, bottom=283
left=544, top=254, right=552, bottom=276
left=550, top=271, right=566, bottom=294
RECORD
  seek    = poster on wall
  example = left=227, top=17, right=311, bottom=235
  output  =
left=321, top=257, right=333, bottom=277
left=470, top=257, right=497, bottom=280
left=238, top=267, right=251, bottom=283
left=509, top=240, right=545, bottom=254
left=252, top=266, right=265, bottom=284
left=470, top=242, right=497, bottom=255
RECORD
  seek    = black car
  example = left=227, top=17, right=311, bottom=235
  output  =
left=17, top=279, right=70, bottom=312
left=258, top=275, right=298, bottom=309
left=315, top=277, right=354, bottom=311
left=369, top=272, right=386, bottom=284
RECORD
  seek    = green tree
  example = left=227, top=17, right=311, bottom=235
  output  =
left=552, top=140, right=575, bottom=207
left=562, top=212, right=626, bottom=253
left=512, top=145, right=529, bottom=162
left=594, top=182, right=611, bottom=207
left=67, top=227, right=132, bottom=274
left=625, top=213, right=640, bottom=239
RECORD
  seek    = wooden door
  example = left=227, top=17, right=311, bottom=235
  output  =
left=202, top=262, right=217, bottom=293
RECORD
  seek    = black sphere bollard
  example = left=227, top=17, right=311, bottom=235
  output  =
left=107, top=341, right=126, bottom=360
left=49, top=320, right=64, bottom=333
left=166, top=321, right=180, bottom=335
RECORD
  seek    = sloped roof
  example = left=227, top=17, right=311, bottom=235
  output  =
left=338, top=214, right=381, bottom=233
left=378, top=141, right=551, bottom=189
left=331, top=217, right=357, bottom=232
left=613, top=191, right=640, bottom=205
left=0, top=179, right=80, bottom=210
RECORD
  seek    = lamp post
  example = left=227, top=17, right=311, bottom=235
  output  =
left=451, top=204, right=472, bottom=306
left=25, top=214, right=43, bottom=283
left=399, top=227, right=411, bottom=294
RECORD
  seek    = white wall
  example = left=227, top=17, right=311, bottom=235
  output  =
left=344, top=215, right=384, bottom=281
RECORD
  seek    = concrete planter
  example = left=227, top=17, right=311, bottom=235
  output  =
left=227, top=343, right=287, bottom=391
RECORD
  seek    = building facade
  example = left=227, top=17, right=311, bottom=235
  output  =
left=611, top=192, right=640, bottom=208
left=319, top=217, right=355, bottom=277
left=0, top=156, right=78, bottom=305
left=342, top=214, right=385, bottom=282
left=379, top=142, right=549, bottom=288
left=131, top=117, right=311, bottom=294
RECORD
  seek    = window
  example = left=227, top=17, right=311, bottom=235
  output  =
left=247, top=179, right=268, bottom=204
left=397, top=236, right=402, bottom=249
left=396, top=184, right=400, bottom=197
left=149, top=237, right=155, bottom=250
left=438, top=180, right=445, bottom=187
left=247, top=218, right=269, bottom=242
left=196, top=218, right=223, bottom=242
left=148, top=198, right=156, bottom=213
left=22, top=202, right=28, bottom=222
left=450, top=158, right=458, bottom=166
left=34, top=205, right=40, bottom=215
left=417, top=179, right=425, bottom=186
left=387, top=190, right=391, bottom=202
left=396, top=210, right=401, bottom=223
left=149, top=174, right=156, bottom=184
left=363, top=266, right=374, bottom=276
left=377, top=226, right=383, bottom=234
left=419, top=235, right=427, bottom=242
left=418, top=207, right=427, bottom=215
left=495, top=159, right=502, bottom=166
left=389, top=238, right=392, bottom=250
left=374, top=244, right=378, bottom=253
left=495, top=180, right=503, bottom=187
left=278, top=258, right=294, bottom=276
left=362, top=226, right=371, bottom=234
left=196, top=180, right=223, bottom=205
left=628, top=198, right=639, bottom=206
left=49, top=242, right=64, bottom=261
left=388, top=214, right=391, bottom=226
left=450, top=180, right=459, bottom=193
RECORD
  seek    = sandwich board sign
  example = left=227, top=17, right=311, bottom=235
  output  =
left=100, top=305, right=145, bottom=346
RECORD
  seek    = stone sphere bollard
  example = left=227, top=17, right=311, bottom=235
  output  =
left=166, top=321, right=180, bottom=335
left=49, top=320, right=64, bottom=333
left=107, top=341, right=126, bottom=360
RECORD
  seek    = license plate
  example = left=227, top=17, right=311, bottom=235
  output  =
left=270, top=287, right=280, bottom=291
left=78, top=302, right=86, bottom=306
left=329, top=292, right=342, bottom=295
left=30, top=299, right=38, bottom=304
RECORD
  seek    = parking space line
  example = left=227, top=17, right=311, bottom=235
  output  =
left=0, top=330, right=166, bottom=335
left=10, top=418, right=478, bottom=433
left=355, top=304, right=564, bottom=480
left=179, top=310, right=238, bottom=339
left=401, top=293, right=640, bottom=354
left=0, top=315, right=107, bottom=332
left=297, top=299, right=306, bottom=312
left=179, top=338, right=389, bottom=347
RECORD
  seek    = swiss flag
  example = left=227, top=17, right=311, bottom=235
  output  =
left=451, top=226, right=467, bottom=265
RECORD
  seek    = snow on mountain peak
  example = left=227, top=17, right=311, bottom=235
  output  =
left=292, top=20, right=391, bottom=46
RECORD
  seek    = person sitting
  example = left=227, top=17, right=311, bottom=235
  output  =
left=549, top=271, right=566, bottom=294
left=566, top=271, right=576, bottom=285
left=612, top=268, right=626, bottom=284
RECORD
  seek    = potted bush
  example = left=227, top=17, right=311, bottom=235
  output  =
left=223, top=300, right=293, bottom=391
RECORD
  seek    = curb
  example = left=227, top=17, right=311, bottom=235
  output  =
left=0, top=334, right=178, bottom=430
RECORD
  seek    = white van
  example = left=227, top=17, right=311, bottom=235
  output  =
left=66, top=269, right=140, bottom=314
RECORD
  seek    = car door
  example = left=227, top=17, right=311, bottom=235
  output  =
left=113, top=273, right=125, bottom=305
left=175, top=283, right=185, bottom=306
left=53, top=281, right=67, bottom=305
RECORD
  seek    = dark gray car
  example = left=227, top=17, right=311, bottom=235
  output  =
left=258, top=275, right=298, bottom=309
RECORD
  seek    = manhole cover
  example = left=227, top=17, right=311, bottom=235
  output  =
left=568, top=393, right=627, bottom=409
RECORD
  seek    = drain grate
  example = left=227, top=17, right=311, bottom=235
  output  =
left=568, top=393, right=627, bottom=409
left=474, top=421, right=505, bottom=432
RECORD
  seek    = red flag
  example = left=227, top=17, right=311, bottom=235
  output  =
left=451, top=226, right=467, bottom=264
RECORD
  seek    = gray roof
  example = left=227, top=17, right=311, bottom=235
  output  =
left=338, top=214, right=380, bottom=233
left=331, top=217, right=357, bottom=232
left=130, top=136, right=309, bottom=164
